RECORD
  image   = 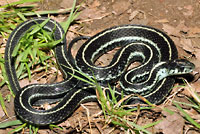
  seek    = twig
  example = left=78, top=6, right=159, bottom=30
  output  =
left=81, top=104, right=93, bottom=134
left=163, top=87, right=184, bottom=105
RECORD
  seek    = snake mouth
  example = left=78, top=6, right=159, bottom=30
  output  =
left=166, top=59, right=195, bottom=75
left=185, top=65, right=195, bottom=72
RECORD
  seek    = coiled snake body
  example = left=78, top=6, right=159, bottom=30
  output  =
left=4, top=17, right=195, bottom=125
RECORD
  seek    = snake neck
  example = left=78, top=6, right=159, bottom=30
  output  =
left=121, top=59, right=194, bottom=95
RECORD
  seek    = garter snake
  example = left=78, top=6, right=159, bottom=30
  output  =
left=4, top=17, right=195, bottom=125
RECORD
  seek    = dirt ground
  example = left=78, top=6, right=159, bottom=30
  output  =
left=1, top=0, right=200, bottom=133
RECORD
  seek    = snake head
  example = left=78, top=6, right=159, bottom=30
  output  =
left=168, top=59, right=195, bottom=75
left=155, top=59, right=195, bottom=82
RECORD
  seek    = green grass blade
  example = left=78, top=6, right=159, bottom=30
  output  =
left=118, top=116, right=152, bottom=134
left=36, top=38, right=63, bottom=48
left=22, top=6, right=80, bottom=16
left=0, top=54, right=6, bottom=87
left=30, top=125, right=39, bottom=134
left=111, top=120, right=129, bottom=129
left=173, top=100, right=199, bottom=109
left=142, top=120, right=162, bottom=129
left=8, top=123, right=27, bottom=134
left=61, top=64, right=96, bottom=84
left=0, top=0, right=40, bottom=8
left=173, top=102, right=200, bottom=129
left=68, top=72, right=95, bottom=86
left=49, top=124, right=63, bottom=130
left=17, top=12, right=27, bottom=21
left=0, top=93, right=8, bottom=116
left=0, top=80, right=6, bottom=87
left=30, top=18, right=50, bottom=35
left=71, top=11, right=81, bottom=22
left=0, top=120, right=23, bottom=128
left=33, top=127, right=39, bottom=134
left=162, top=107, right=174, bottom=115
left=108, top=84, right=118, bottom=104
left=60, top=0, right=77, bottom=33
left=29, top=125, right=33, bottom=134
left=24, top=63, right=31, bottom=81
left=37, top=50, right=51, bottom=64
left=16, top=63, right=26, bottom=78
left=12, top=42, right=21, bottom=57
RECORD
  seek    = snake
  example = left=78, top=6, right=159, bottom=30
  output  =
left=4, top=17, right=195, bottom=125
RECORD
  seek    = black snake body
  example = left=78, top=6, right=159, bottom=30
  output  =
left=4, top=17, right=194, bottom=125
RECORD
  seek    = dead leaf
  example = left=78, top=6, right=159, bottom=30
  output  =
left=188, top=27, right=200, bottom=37
left=38, top=78, right=47, bottom=83
left=162, top=21, right=189, bottom=37
left=180, top=38, right=194, bottom=53
left=190, top=58, right=200, bottom=77
left=112, top=0, right=131, bottom=15
left=46, top=73, right=57, bottom=84
left=162, top=24, right=181, bottom=37
left=5, top=97, right=15, bottom=117
left=187, top=129, right=200, bottom=134
left=183, top=5, right=193, bottom=16
left=0, top=47, right=5, bottom=54
left=155, top=18, right=169, bottom=23
left=0, top=105, right=5, bottom=118
left=0, top=130, right=9, bottom=134
left=190, top=79, right=200, bottom=93
left=90, top=0, right=100, bottom=8
left=19, top=78, right=38, bottom=87
left=78, top=8, right=105, bottom=20
left=38, top=129, right=51, bottom=134
left=194, top=49, right=200, bottom=60
left=0, top=0, right=19, bottom=6
left=77, top=0, right=109, bottom=21
left=129, top=10, right=140, bottom=21
left=190, top=27, right=200, bottom=35
left=176, top=21, right=189, bottom=34
left=155, top=112, right=185, bottom=134
left=185, top=108, right=200, bottom=119
left=60, top=0, right=74, bottom=9
left=131, top=18, right=149, bottom=25
left=0, top=37, right=3, bottom=46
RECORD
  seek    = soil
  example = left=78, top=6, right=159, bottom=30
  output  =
left=0, top=0, right=200, bottom=133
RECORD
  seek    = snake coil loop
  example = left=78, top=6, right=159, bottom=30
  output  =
left=4, top=17, right=195, bottom=125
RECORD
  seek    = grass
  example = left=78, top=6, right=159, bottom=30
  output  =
left=0, top=1, right=38, bottom=37
left=0, top=0, right=199, bottom=133
left=0, top=0, right=80, bottom=95
left=67, top=66, right=160, bottom=134
left=0, top=0, right=80, bottom=89
left=0, top=0, right=79, bottom=37
left=173, top=79, right=200, bottom=129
